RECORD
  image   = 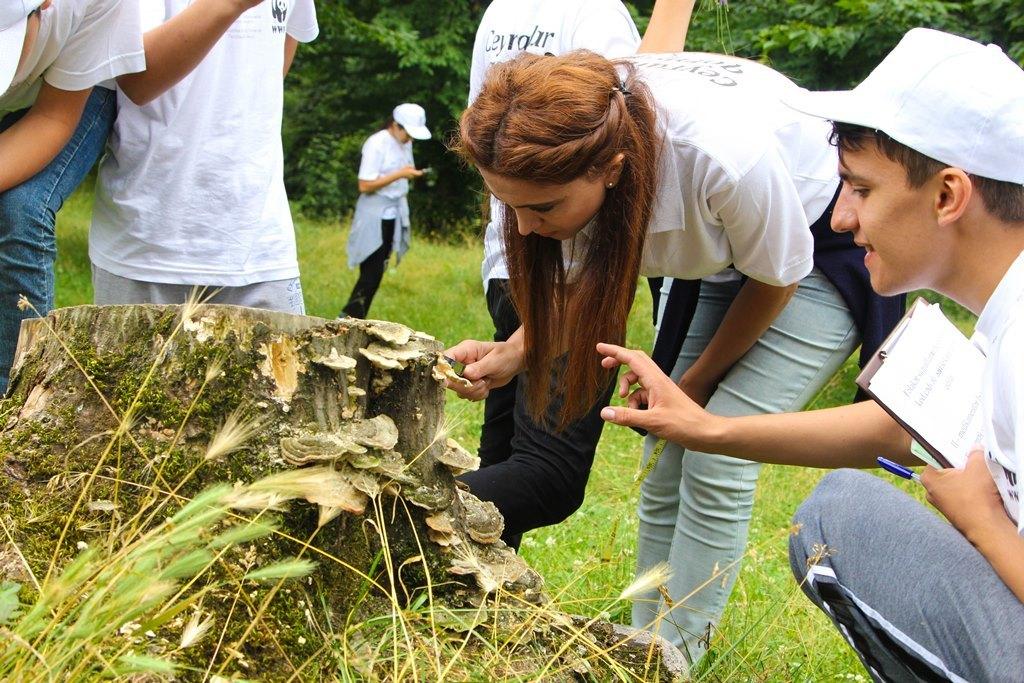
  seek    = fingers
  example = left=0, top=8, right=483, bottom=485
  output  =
left=444, top=340, right=486, bottom=366
left=618, top=372, right=633, bottom=398
left=597, top=342, right=662, bottom=379
left=627, top=387, right=648, bottom=411
left=600, top=404, right=651, bottom=431
left=462, top=345, right=515, bottom=384
left=446, top=377, right=489, bottom=401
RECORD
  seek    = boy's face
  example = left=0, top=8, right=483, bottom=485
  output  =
left=831, top=144, right=947, bottom=296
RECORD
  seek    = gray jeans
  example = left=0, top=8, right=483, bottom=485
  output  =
left=632, top=268, right=859, bottom=663
left=91, top=265, right=305, bottom=315
left=791, top=469, right=1024, bottom=683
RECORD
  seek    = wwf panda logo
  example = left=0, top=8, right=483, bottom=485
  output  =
left=271, top=0, right=287, bottom=23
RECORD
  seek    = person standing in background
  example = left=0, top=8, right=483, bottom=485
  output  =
left=341, top=103, right=430, bottom=320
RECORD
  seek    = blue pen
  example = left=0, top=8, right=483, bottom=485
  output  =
left=877, top=456, right=922, bottom=484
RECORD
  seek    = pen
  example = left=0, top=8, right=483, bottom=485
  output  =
left=877, top=456, right=922, bottom=484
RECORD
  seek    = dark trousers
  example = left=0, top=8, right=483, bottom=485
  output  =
left=459, top=279, right=613, bottom=549
left=342, top=219, right=395, bottom=319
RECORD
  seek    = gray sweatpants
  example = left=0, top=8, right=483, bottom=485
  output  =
left=790, top=469, right=1024, bottom=682
left=92, top=265, right=305, bottom=315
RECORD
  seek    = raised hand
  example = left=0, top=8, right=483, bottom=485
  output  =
left=596, top=342, right=721, bottom=448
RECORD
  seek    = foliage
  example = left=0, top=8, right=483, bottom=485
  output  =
left=684, top=0, right=1023, bottom=88
left=283, top=0, right=1022, bottom=238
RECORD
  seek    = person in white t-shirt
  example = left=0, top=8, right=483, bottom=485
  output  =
left=89, top=0, right=318, bottom=314
left=448, top=49, right=890, bottom=664
left=341, top=102, right=430, bottom=319
left=0, top=0, right=144, bottom=396
left=596, top=29, right=1024, bottom=681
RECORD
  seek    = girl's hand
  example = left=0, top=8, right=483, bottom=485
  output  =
left=596, top=343, right=723, bottom=448
left=443, top=338, right=524, bottom=401
left=399, top=165, right=424, bottom=180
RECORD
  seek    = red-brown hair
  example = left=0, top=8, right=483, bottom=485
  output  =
left=455, top=51, right=661, bottom=427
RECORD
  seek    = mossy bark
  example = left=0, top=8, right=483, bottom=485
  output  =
left=0, top=304, right=683, bottom=681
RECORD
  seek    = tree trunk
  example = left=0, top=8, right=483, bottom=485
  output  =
left=0, top=304, right=683, bottom=681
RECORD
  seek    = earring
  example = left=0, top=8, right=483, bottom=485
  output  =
left=606, top=182, right=614, bottom=189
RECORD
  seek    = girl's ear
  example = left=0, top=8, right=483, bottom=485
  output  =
left=603, top=153, right=626, bottom=187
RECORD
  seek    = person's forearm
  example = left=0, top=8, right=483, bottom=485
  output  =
left=638, top=0, right=697, bottom=53
left=508, top=324, right=525, bottom=357
left=117, top=0, right=255, bottom=106
left=0, top=85, right=90, bottom=192
left=970, top=518, right=1024, bottom=602
left=358, top=170, right=405, bottom=194
left=284, top=36, right=298, bottom=76
left=685, top=278, right=796, bottom=389
left=702, top=400, right=913, bottom=468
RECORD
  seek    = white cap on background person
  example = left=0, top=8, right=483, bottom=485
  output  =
left=785, top=27, right=1024, bottom=185
left=393, top=103, right=431, bottom=140
left=0, top=0, right=44, bottom=94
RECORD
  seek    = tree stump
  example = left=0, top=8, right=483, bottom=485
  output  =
left=0, top=304, right=684, bottom=681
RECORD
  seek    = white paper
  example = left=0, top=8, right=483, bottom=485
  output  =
left=867, top=301, right=984, bottom=468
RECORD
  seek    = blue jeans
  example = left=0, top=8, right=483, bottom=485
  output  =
left=632, top=268, right=859, bottom=665
left=0, top=87, right=116, bottom=395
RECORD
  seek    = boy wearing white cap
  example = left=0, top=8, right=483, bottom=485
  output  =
left=341, top=102, right=430, bottom=319
left=0, top=0, right=143, bottom=394
left=596, top=28, right=1024, bottom=680
left=89, top=0, right=318, bottom=314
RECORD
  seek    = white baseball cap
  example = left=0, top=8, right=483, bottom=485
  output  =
left=0, top=0, right=43, bottom=95
left=785, top=28, right=1024, bottom=185
left=392, top=103, right=431, bottom=140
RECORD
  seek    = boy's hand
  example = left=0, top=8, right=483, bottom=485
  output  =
left=921, top=448, right=1008, bottom=544
left=596, top=342, right=722, bottom=448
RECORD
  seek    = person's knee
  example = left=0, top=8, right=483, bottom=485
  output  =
left=527, top=471, right=586, bottom=528
left=790, top=469, right=875, bottom=577
left=561, top=478, right=587, bottom=520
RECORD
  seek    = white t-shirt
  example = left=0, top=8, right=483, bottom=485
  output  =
left=358, top=128, right=414, bottom=220
left=632, top=53, right=838, bottom=285
left=470, top=0, right=640, bottom=287
left=0, top=0, right=145, bottom=112
left=973, top=248, right=1024, bottom=529
left=90, top=0, right=318, bottom=286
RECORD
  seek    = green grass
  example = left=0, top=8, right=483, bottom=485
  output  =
left=50, top=185, right=974, bottom=680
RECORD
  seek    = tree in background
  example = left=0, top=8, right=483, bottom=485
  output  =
left=284, top=0, right=1022, bottom=238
